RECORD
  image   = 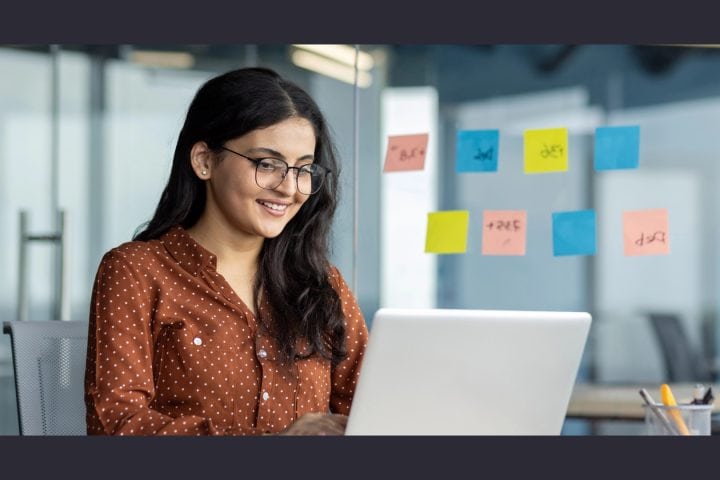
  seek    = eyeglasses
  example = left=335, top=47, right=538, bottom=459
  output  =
left=219, top=146, right=329, bottom=195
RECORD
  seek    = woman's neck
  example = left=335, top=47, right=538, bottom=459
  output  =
left=186, top=215, right=264, bottom=276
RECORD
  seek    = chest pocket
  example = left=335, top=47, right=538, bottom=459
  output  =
left=153, top=319, right=223, bottom=383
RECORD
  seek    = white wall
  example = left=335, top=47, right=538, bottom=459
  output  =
left=380, top=87, right=438, bottom=308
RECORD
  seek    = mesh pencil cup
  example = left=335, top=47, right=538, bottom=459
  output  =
left=643, top=404, right=713, bottom=436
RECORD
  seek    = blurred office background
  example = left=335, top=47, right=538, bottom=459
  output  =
left=2, top=44, right=720, bottom=434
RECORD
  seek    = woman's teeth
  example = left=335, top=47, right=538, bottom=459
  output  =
left=259, top=201, right=288, bottom=211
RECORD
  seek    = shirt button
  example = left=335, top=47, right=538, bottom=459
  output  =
left=262, top=391, right=270, bottom=401
left=258, top=349, right=267, bottom=359
left=193, top=337, right=202, bottom=346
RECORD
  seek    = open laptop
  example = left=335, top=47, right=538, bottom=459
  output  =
left=345, top=308, right=591, bottom=435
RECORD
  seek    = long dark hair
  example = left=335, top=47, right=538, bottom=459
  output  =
left=134, top=67, right=346, bottom=366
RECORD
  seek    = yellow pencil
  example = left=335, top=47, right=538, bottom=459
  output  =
left=660, top=384, right=691, bottom=436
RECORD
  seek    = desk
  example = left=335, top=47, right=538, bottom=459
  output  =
left=568, top=383, right=720, bottom=420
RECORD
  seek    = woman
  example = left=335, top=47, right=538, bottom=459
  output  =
left=84, top=67, right=368, bottom=435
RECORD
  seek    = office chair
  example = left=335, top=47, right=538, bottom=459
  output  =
left=647, top=313, right=714, bottom=383
left=3, top=321, right=88, bottom=435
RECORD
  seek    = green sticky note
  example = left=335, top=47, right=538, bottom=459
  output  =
left=425, top=210, right=469, bottom=254
left=524, top=128, right=569, bottom=174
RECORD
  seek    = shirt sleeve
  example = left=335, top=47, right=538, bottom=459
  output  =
left=327, top=266, right=369, bottom=415
left=84, top=250, right=264, bottom=436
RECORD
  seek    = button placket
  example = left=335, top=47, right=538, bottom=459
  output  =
left=255, top=336, right=276, bottom=431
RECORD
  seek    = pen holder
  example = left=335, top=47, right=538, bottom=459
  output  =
left=643, top=404, right=713, bottom=436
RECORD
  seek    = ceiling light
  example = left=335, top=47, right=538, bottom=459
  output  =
left=129, top=50, right=195, bottom=69
left=291, top=50, right=372, bottom=88
left=293, top=44, right=374, bottom=71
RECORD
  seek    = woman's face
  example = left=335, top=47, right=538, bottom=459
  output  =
left=196, top=117, right=317, bottom=241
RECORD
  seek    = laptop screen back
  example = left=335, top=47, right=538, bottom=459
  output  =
left=345, top=308, right=591, bottom=435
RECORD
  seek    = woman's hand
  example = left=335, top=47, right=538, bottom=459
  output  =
left=280, top=412, right=348, bottom=435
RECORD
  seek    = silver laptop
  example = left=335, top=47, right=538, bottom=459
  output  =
left=345, top=308, right=591, bottom=435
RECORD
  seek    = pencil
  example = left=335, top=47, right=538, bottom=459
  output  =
left=660, top=384, right=691, bottom=436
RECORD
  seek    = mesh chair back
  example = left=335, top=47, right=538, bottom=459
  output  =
left=3, top=321, right=88, bottom=435
left=647, top=313, right=712, bottom=383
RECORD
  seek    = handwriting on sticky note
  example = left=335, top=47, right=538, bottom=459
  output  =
left=540, top=143, right=564, bottom=159
left=482, top=210, right=527, bottom=256
left=475, top=147, right=494, bottom=161
left=524, top=128, right=568, bottom=174
left=634, top=231, right=666, bottom=247
left=384, top=133, right=429, bottom=172
left=623, top=209, right=670, bottom=256
left=456, top=130, right=499, bottom=173
left=425, top=210, right=469, bottom=254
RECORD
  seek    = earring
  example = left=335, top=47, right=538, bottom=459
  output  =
left=201, top=169, right=208, bottom=176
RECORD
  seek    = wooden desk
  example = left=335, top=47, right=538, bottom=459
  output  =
left=568, top=383, right=720, bottom=420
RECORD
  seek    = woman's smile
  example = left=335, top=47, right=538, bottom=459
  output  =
left=257, top=199, right=292, bottom=217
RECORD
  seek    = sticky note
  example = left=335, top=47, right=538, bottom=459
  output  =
left=482, top=210, right=527, bottom=256
left=383, top=133, right=429, bottom=172
left=623, top=209, right=670, bottom=256
left=594, top=126, right=640, bottom=170
left=524, top=128, right=568, bottom=174
left=456, top=130, right=499, bottom=173
left=552, top=210, right=597, bottom=256
left=425, top=211, right=469, bottom=254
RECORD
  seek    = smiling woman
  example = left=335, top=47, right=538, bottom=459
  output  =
left=84, top=67, right=368, bottom=436
left=189, top=117, right=318, bottom=241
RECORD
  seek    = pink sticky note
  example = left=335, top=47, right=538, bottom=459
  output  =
left=482, top=210, right=527, bottom=256
left=623, top=209, right=670, bottom=256
left=383, top=133, right=429, bottom=172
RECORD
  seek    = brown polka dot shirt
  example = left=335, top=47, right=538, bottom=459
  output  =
left=84, top=225, right=368, bottom=435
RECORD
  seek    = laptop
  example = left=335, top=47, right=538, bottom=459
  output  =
left=345, top=308, right=591, bottom=435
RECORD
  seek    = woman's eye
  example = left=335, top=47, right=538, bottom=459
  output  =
left=257, top=160, right=278, bottom=171
left=297, top=166, right=313, bottom=177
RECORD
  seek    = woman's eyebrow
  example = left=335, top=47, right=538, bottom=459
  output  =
left=245, top=147, right=314, bottom=162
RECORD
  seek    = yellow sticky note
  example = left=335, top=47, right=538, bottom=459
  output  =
left=524, top=128, right=568, bottom=174
left=425, top=211, right=469, bottom=254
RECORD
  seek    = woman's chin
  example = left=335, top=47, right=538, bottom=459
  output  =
left=258, top=225, right=287, bottom=239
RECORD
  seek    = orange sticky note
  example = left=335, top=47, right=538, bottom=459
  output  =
left=623, top=209, right=670, bottom=256
left=482, top=210, right=527, bottom=256
left=384, top=133, right=429, bottom=172
left=524, top=128, right=568, bottom=174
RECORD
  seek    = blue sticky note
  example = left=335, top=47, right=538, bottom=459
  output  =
left=594, top=126, right=640, bottom=170
left=552, top=210, right=597, bottom=256
left=456, top=129, right=499, bottom=173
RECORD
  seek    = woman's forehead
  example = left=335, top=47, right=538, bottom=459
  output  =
left=231, top=118, right=316, bottom=155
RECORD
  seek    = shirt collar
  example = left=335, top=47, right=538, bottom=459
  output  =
left=160, top=225, right=217, bottom=276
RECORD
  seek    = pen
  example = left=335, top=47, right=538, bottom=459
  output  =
left=639, top=388, right=680, bottom=435
left=702, top=387, right=714, bottom=405
left=660, top=384, right=691, bottom=436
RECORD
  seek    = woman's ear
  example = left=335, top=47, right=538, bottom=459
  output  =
left=190, top=141, right=213, bottom=179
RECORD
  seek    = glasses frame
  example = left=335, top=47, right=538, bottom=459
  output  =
left=218, top=145, right=330, bottom=195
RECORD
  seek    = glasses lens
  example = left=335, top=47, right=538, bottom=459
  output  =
left=254, top=158, right=328, bottom=194
left=297, top=164, right=327, bottom=194
left=255, top=158, right=287, bottom=190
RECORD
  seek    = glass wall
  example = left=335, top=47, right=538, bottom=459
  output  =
left=2, top=44, right=720, bottom=434
left=0, top=44, right=383, bottom=433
